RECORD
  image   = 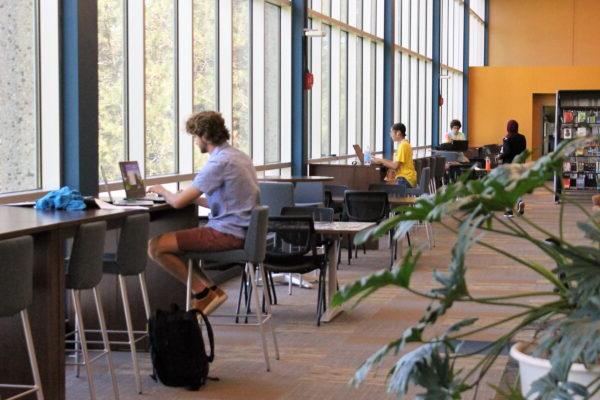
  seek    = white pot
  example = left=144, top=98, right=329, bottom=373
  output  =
left=510, top=342, right=600, bottom=399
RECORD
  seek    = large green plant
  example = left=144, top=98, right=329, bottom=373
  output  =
left=333, top=137, right=600, bottom=399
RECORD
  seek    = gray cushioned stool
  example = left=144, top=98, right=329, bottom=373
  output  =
left=0, top=236, right=44, bottom=400
left=65, top=221, right=119, bottom=400
left=183, top=206, right=279, bottom=371
left=102, top=213, right=150, bottom=394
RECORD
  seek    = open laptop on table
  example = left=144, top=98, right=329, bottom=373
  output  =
left=352, top=144, right=365, bottom=164
left=109, top=161, right=165, bottom=206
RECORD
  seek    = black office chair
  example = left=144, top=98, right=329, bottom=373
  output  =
left=263, top=216, right=327, bottom=326
left=344, top=191, right=390, bottom=263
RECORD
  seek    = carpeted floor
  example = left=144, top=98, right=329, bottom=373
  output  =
left=66, top=189, right=594, bottom=399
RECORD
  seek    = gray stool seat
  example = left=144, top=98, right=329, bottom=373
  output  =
left=184, top=249, right=248, bottom=266
left=183, top=206, right=279, bottom=372
left=0, top=236, right=44, bottom=400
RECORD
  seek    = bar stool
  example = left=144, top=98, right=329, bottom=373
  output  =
left=183, top=206, right=279, bottom=371
left=0, top=236, right=44, bottom=400
left=65, top=221, right=119, bottom=400
left=101, top=213, right=150, bottom=394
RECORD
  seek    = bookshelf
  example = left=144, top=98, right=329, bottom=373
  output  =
left=554, top=90, right=600, bottom=202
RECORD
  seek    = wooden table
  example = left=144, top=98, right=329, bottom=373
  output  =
left=257, top=175, right=334, bottom=183
left=0, top=203, right=197, bottom=400
left=314, top=221, right=376, bottom=322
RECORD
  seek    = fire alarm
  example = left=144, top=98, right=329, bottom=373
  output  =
left=304, top=71, right=314, bottom=91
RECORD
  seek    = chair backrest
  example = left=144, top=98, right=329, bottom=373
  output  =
left=413, top=158, right=424, bottom=179
left=344, top=191, right=389, bottom=222
left=419, top=167, right=431, bottom=193
left=259, top=182, right=294, bottom=216
left=368, top=183, right=407, bottom=197
left=66, top=221, right=107, bottom=290
left=0, top=236, right=33, bottom=317
left=294, top=182, right=324, bottom=205
left=265, top=216, right=316, bottom=261
left=428, top=157, right=437, bottom=181
left=116, top=213, right=150, bottom=276
left=281, top=206, right=334, bottom=222
left=435, top=156, right=446, bottom=186
left=324, top=184, right=348, bottom=198
left=244, top=206, right=269, bottom=264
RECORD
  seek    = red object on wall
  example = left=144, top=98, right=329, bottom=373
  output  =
left=304, top=71, right=314, bottom=90
left=438, top=95, right=444, bottom=106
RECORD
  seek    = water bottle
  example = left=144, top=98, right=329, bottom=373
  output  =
left=364, top=146, right=371, bottom=165
left=485, top=156, right=491, bottom=172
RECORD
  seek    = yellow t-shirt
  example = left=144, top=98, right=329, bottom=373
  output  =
left=394, top=139, right=417, bottom=187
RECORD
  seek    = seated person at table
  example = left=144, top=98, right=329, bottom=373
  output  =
left=147, top=111, right=259, bottom=315
left=443, top=119, right=466, bottom=143
left=372, top=123, right=417, bottom=189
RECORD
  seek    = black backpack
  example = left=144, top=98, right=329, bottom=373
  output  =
left=148, top=304, right=215, bottom=390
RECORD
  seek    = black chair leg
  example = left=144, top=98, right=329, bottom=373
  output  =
left=316, top=272, right=322, bottom=326
left=268, top=271, right=277, bottom=305
left=347, top=234, right=352, bottom=265
left=235, top=269, right=247, bottom=323
left=407, top=232, right=412, bottom=247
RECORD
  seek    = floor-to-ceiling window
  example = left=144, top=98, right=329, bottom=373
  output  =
left=469, top=0, right=486, bottom=67
left=264, top=2, right=281, bottom=164
left=98, top=0, right=126, bottom=181
left=192, top=0, right=218, bottom=171
left=95, top=0, right=292, bottom=187
left=394, top=0, right=433, bottom=148
left=144, top=0, right=177, bottom=177
left=309, top=0, right=384, bottom=159
left=0, top=0, right=39, bottom=193
left=0, top=0, right=60, bottom=196
left=440, top=0, right=465, bottom=142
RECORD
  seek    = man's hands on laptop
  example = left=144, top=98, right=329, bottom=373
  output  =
left=147, top=185, right=167, bottom=196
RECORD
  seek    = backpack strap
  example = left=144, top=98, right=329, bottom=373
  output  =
left=196, top=310, right=215, bottom=363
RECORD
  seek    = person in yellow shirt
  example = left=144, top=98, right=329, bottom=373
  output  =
left=372, top=123, right=417, bottom=188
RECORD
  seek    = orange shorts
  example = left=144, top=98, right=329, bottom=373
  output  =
left=175, top=226, right=244, bottom=253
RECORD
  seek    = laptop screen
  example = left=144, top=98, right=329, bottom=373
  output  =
left=353, top=144, right=364, bottom=164
left=119, top=161, right=145, bottom=199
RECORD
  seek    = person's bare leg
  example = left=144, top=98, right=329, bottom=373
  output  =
left=147, top=233, right=209, bottom=294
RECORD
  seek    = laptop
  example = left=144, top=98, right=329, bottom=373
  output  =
left=352, top=144, right=364, bottom=164
left=451, top=140, right=468, bottom=151
left=112, top=161, right=165, bottom=205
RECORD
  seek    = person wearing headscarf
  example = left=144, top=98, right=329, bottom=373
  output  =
left=499, top=119, right=527, bottom=216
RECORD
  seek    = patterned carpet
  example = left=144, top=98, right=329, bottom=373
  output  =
left=66, top=189, right=594, bottom=399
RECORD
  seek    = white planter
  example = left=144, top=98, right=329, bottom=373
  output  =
left=510, top=342, right=600, bottom=399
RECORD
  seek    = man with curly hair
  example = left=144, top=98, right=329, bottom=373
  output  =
left=147, top=111, right=259, bottom=315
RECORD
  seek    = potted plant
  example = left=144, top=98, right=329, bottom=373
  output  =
left=333, top=137, right=600, bottom=399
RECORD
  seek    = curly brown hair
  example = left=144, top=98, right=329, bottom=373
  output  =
left=185, top=111, right=230, bottom=145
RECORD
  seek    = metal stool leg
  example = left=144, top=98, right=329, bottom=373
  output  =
left=259, top=263, right=279, bottom=360
left=247, top=263, right=271, bottom=371
left=186, top=259, right=193, bottom=311
left=118, top=275, right=142, bottom=394
left=74, top=311, right=81, bottom=378
left=21, top=309, right=44, bottom=400
left=93, top=287, right=119, bottom=400
left=138, top=272, right=151, bottom=320
left=71, top=290, right=97, bottom=400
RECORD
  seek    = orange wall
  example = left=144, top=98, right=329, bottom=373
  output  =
left=468, top=66, right=600, bottom=153
left=489, top=0, right=600, bottom=66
